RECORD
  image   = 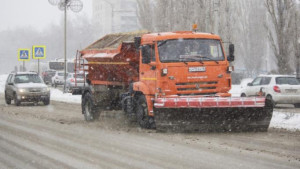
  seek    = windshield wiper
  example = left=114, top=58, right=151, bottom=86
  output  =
left=193, top=55, right=219, bottom=64
left=179, top=58, right=204, bottom=64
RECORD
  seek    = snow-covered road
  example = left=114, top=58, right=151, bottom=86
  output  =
left=0, top=74, right=299, bottom=131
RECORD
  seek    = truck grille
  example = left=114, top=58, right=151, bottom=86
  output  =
left=176, top=81, right=217, bottom=95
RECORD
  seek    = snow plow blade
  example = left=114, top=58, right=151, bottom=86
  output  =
left=154, top=97, right=273, bottom=132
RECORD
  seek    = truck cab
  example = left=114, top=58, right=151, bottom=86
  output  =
left=134, top=32, right=235, bottom=115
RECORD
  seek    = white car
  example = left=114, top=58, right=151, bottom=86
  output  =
left=65, top=73, right=88, bottom=92
left=51, top=71, right=67, bottom=88
left=241, top=75, right=300, bottom=107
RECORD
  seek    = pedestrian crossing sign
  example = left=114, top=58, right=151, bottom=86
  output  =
left=18, top=49, right=30, bottom=61
left=32, top=45, right=46, bottom=59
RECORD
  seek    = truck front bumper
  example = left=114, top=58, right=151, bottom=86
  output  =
left=154, top=96, right=266, bottom=109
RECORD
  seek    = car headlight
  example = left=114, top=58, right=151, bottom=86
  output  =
left=18, top=88, right=27, bottom=93
left=42, top=87, right=50, bottom=92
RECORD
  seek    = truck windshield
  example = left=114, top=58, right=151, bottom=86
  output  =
left=158, top=39, right=224, bottom=63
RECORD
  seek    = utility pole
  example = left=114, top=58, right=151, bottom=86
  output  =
left=48, top=0, right=83, bottom=92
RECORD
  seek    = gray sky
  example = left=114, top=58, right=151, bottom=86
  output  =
left=0, top=0, right=92, bottom=31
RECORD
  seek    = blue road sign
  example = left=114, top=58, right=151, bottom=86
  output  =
left=33, top=45, right=46, bottom=59
left=18, top=49, right=30, bottom=61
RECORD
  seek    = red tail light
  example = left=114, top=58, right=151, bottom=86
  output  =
left=70, top=78, right=75, bottom=82
left=273, top=86, right=281, bottom=93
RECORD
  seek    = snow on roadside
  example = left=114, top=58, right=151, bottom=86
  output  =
left=0, top=74, right=8, bottom=93
left=0, top=74, right=299, bottom=131
left=270, top=111, right=300, bottom=131
left=50, top=88, right=81, bottom=104
left=229, top=85, right=242, bottom=97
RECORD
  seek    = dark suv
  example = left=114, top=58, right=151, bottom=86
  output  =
left=4, top=72, right=50, bottom=106
left=42, top=70, right=56, bottom=84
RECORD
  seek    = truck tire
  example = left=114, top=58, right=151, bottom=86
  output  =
left=135, top=94, right=155, bottom=129
left=5, top=92, right=11, bottom=105
left=14, top=93, right=21, bottom=106
left=122, top=96, right=136, bottom=122
left=82, top=92, right=100, bottom=122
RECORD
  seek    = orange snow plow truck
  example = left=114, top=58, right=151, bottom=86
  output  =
left=74, top=30, right=273, bottom=132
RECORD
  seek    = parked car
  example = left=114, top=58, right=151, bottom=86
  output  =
left=65, top=73, right=88, bottom=93
left=4, top=72, right=50, bottom=106
left=241, top=75, right=300, bottom=107
left=42, top=69, right=56, bottom=84
left=51, top=71, right=67, bottom=88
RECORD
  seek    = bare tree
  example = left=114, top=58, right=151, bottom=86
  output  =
left=136, top=0, right=273, bottom=76
left=137, top=0, right=155, bottom=31
left=265, top=0, right=297, bottom=74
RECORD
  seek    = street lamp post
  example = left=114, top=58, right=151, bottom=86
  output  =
left=101, top=0, right=115, bottom=33
left=48, top=0, right=83, bottom=92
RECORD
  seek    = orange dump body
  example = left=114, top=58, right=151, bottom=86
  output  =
left=80, top=33, right=145, bottom=87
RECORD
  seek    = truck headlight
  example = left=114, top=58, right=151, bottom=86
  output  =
left=162, top=68, right=168, bottom=76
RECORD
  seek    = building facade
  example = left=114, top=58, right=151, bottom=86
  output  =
left=92, top=0, right=139, bottom=37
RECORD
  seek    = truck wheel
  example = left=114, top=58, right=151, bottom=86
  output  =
left=122, top=96, right=136, bottom=122
left=135, top=95, right=155, bottom=129
left=5, top=92, right=11, bottom=105
left=82, top=92, right=100, bottom=122
left=14, top=94, right=21, bottom=106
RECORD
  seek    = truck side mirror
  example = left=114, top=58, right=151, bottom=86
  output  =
left=227, top=44, right=235, bottom=62
left=134, top=37, right=141, bottom=50
left=142, top=45, right=151, bottom=64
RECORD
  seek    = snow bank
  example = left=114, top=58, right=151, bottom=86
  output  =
left=0, top=74, right=8, bottom=93
left=229, top=85, right=242, bottom=97
left=50, top=88, right=81, bottom=104
left=270, top=111, right=300, bottom=131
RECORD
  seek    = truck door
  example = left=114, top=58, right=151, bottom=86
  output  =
left=140, top=44, right=156, bottom=94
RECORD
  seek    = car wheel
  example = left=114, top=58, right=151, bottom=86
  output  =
left=43, top=98, right=50, bottom=105
left=5, top=92, right=11, bottom=105
left=135, top=94, right=155, bottom=129
left=294, top=103, right=300, bottom=108
left=241, top=93, right=246, bottom=97
left=14, top=93, right=21, bottom=106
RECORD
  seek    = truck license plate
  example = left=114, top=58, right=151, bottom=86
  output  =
left=189, top=67, right=206, bottom=72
